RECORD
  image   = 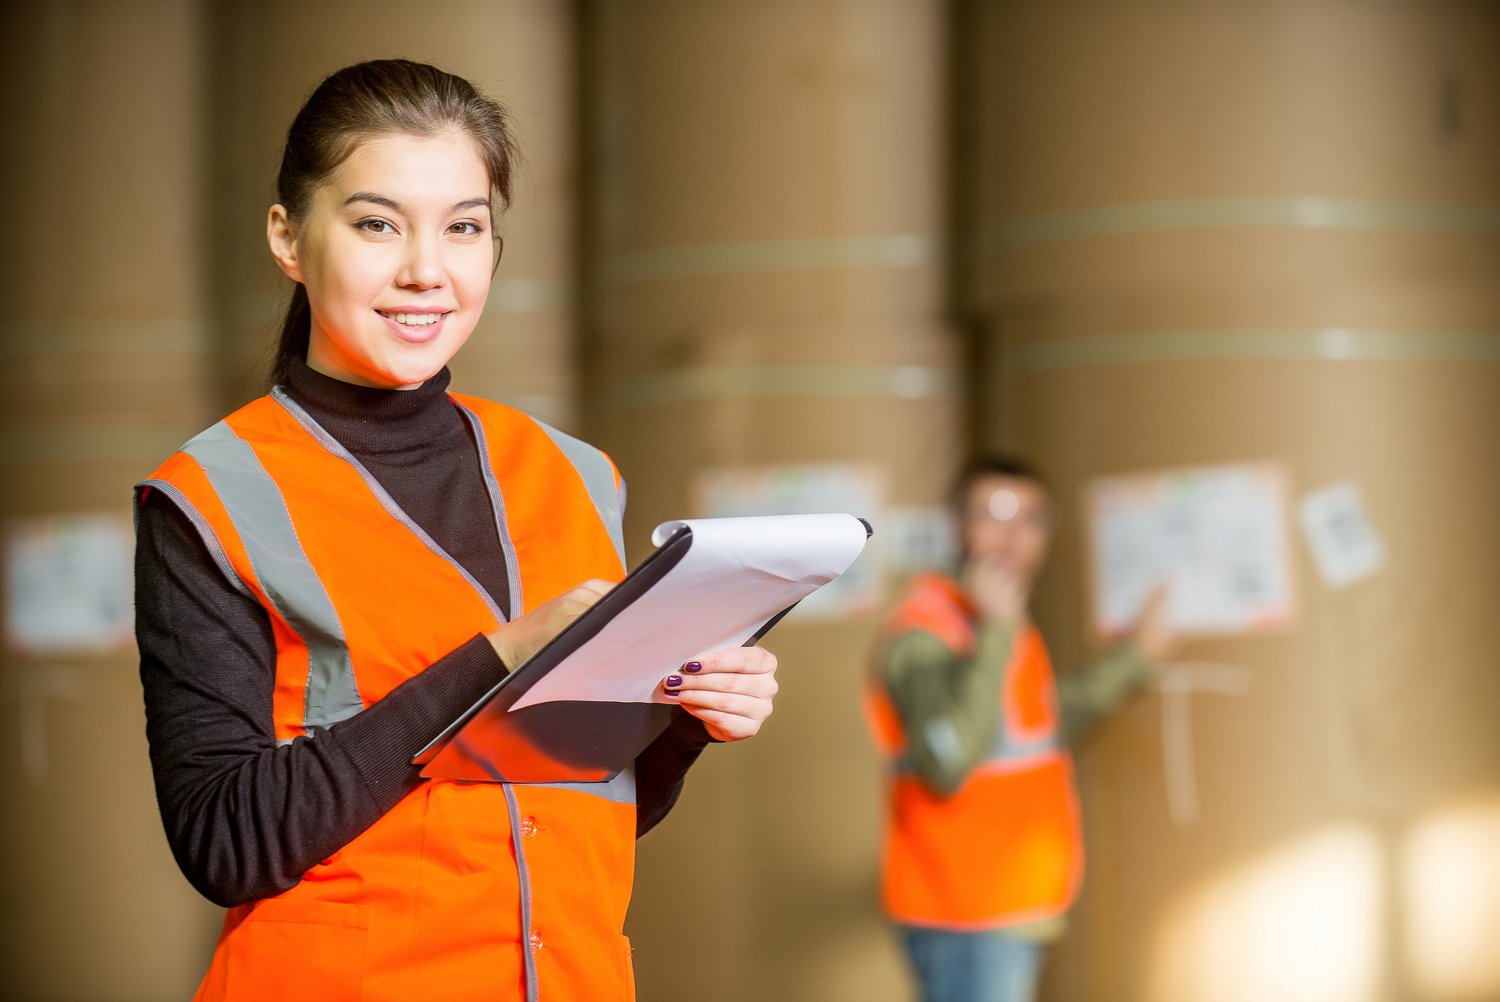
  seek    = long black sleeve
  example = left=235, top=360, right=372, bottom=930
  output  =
left=136, top=494, right=509, bottom=906
left=636, top=713, right=713, bottom=836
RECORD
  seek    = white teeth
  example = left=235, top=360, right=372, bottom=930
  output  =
left=380, top=311, right=442, bottom=326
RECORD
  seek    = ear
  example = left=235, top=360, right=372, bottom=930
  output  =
left=266, top=204, right=304, bottom=282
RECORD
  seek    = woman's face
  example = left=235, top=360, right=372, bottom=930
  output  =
left=267, top=130, right=495, bottom=389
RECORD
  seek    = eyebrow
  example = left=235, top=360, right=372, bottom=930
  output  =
left=343, top=192, right=492, bottom=213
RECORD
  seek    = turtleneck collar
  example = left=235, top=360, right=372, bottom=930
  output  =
left=279, top=357, right=464, bottom=455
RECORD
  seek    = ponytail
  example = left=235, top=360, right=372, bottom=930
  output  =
left=269, top=284, right=312, bottom=389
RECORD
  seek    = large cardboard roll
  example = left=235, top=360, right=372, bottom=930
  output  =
left=960, top=2, right=1500, bottom=1000
left=0, top=3, right=220, bottom=998
left=583, top=2, right=956, bottom=999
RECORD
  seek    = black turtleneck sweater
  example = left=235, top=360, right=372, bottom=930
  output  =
left=136, top=359, right=710, bottom=908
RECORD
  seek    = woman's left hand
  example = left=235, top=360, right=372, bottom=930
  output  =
left=661, top=646, right=779, bottom=742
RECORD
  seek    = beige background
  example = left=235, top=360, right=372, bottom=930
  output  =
left=1, top=2, right=1497, bottom=1000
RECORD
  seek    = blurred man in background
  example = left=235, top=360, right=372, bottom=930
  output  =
left=865, top=455, right=1177, bottom=1002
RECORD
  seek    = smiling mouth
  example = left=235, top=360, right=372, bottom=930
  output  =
left=377, top=310, right=446, bottom=327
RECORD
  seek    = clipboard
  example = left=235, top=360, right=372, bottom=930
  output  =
left=414, top=514, right=873, bottom=784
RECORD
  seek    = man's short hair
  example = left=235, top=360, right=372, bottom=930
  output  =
left=952, top=454, right=1049, bottom=509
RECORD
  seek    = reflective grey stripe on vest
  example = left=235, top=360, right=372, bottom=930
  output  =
left=528, top=417, right=627, bottom=567
left=503, top=785, right=541, bottom=1002
left=178, top=422, right=363, bottom=734
left=445, top=734, right=639, bottom=806
left=891, top=712, right=1060, bottom=777
left=274, top=389, right=513, bottom=624
left=983, top=725, right=1060, bottom=766
left=984, top=672, right=1064, bottom=765
left=136, top=478, right=256, bottom=601
left=520, top=765, right=637, bottom=805
left=450, top=401, right=526, bottom=615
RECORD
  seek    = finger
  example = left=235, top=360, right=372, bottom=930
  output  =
left=553, top=580, right=613, bottom=620
left=571, top=578, right=614, bottom=603
left=675, top=695, right=773, bottom=737
left=663, top=673, right=778, bottom=703
left=660, top=670, right=775, bottom=711
left=684, top=707, right=766, bottom=742
left=671, top=683, right=770, bottom=712
left=1141, top=582, right=1173, bottom=616
left=685, top=646, right=778, bottom=675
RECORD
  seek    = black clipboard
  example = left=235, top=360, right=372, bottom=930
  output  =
left=414, top=516, right=873, bottom=784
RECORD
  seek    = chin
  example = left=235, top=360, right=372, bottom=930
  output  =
left=376, top=358, right=447, bottom=389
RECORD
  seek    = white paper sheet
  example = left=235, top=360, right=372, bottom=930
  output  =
left=508, top=513, right=870, bottom=709
left=1297, top=481, right=1386, bottom=588
left=5, top=514, right=134, bottom=656
left=1087, top=464, right=1295, bottom=636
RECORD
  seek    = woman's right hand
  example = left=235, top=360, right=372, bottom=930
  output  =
left=486, top=579, right=614, bottom=670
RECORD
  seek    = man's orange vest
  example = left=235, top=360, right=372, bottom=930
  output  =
left=139, top=387, right=637, bottom=1002
left=865, top=573, right=1085, bottom=930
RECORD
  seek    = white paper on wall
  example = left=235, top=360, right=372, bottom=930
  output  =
left=1297, top=481, right=1385, bottom=588
left=1086, top=464, right=1295, bottom=636
left=883, top=504, right=958, bottom=575
left=5, top=514, right=134, bottom=656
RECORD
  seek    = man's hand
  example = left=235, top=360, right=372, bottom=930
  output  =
left=962, top=557, right=1029, bottom=626
left=1133, top=587, right=1182, bottom=664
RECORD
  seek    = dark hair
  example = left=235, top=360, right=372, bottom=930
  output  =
left=952, top=453, right=1049, bottom=509
left=268, top=59, right=519, bottom=387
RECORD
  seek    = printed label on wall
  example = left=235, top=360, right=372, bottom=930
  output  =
left=883, top=504, right=959, bottom=576
left=1296, top=481, right=1386, bottom=589
left=1085, top=464, right=1296, bottom=637
left=5, top=514, right=135, bottom=656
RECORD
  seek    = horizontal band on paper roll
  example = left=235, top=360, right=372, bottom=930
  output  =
left=0, top=317, right=208, bottom=355
left=1000, top=329, right=1500, bottom=375
left=0, top=423, right=197, bottom=466
left=602, top=363, right=960, bottom=411
left=600, top=233, right=941, bottom=287
left=978, top=198, right=1500, bottom=253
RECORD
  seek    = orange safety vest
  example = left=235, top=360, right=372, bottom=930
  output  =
left=865, top=573, right=1084, bottom=930
left=138, top=387, right=637, bottom=1002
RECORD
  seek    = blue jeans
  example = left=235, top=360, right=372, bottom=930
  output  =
left=898, top=926, right=1043, bottom=1002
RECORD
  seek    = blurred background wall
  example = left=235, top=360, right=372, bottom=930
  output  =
left=1, top=1, right=1496, bottom=1000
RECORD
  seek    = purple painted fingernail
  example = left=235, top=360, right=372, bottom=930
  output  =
left=682, top=661, right=703, bottom=674
left=665, top=675, right=684, bottom=689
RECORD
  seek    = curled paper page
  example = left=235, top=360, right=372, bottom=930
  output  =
left=511, top=513, right=870, bottom=709
left=417, top=513, right=871, bottom=783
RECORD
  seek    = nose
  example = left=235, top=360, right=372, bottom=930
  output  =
left=396, top=231, right=444, bottom=290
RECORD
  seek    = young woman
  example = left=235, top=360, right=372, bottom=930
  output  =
left=135, top=59, right=778, bottom=1002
